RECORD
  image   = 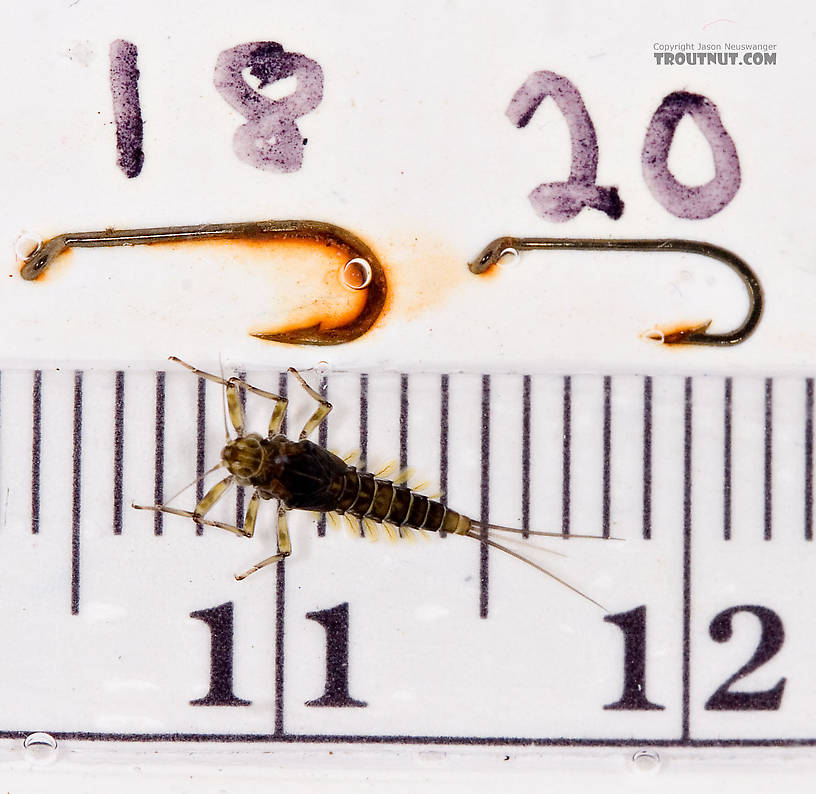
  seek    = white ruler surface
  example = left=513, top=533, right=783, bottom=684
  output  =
left=0, top=367, right=813, bottom=747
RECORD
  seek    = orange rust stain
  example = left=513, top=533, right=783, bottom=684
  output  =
left=148, top=236, right=368, bottom=335
left=374, top=233, right=470, bottom=328
left=643, top=319, right=712, bottom=345
left=159, top=237, right=369, bottom=335
left=471, top=262, right=503, bottom=281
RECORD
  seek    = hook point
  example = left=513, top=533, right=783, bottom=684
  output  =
left=655, top=320, right=713, bottom=345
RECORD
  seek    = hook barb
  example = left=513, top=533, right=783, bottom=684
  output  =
left=468, top=236, right=763, bottom=346
left=18, top=219, right=387, bottom=346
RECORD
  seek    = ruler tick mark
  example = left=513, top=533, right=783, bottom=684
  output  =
left=354, top=374, right=373, bottom=539
left=521, top=375, right=531, bottom=540
left=0, top=370, right=3, bottom=507
left=195, top=376, right=206, bottom=535
left=113, top=371, right=125, bottom=535
left=359, top=373, right=368, bottom=472
left=274, top=370, right=288, bottom=737
left=357, top=372, right=369, bottom=539
left=480, top=374, right=490, bottom=619
left=31, top=370, right=41, bottom=535
left=235, top=370, right=247, bottom=531
left=765, top=378, right=773, bottom=541
left=71, top=371, right=83, bottom=616
left=642, top=376, right=652, bottom=540
left=399, top=374, right=408, bottom=472
left=439, top=375, right=449, bottom=538
left=317, top=374, right=328, bottom=537
left=806, top=378, right=814, bottom=541
left=723, top=377, right=732, bottom=541
left=682, top=376, right=692, bottom=742
left=602, top=375, right=612, bottom=539
left=562, top=375, right=571, bottom=537
left=389, top=373, right=410, bottom=539
left=154, top=371, right=165, bottom=536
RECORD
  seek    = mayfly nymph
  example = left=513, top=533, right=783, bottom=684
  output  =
left=134, top=358, right=608, bottom=606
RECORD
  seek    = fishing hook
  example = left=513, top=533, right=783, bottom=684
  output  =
left=18, top=219, right=387, bottom=346
left=469, top=236, right=763, bottom=345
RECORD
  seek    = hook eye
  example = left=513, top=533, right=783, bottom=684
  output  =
left=18, top=219, right=387, bottom=346
left=14, top=232, right=42, bottom=261
left=497, top=247, right=520, bottom=266
left=340, top=257, right=373, bottom=290
left=469, top=236, right=763, bottom=346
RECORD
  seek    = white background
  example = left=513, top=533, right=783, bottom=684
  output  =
left=1, top=0, right=814, bottom=790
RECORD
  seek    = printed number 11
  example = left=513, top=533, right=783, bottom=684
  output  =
left=190, top=600, right=367, bottom=708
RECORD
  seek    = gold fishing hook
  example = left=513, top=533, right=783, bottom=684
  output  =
left=18, top=219, right=387, bottom=346
left=469, top=236, right=763, bottom=345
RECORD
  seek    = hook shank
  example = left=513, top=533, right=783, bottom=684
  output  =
left=469, top=236, right=762, bottom=346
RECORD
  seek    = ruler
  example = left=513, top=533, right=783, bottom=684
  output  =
left=0, top=366, right=812, bottom=747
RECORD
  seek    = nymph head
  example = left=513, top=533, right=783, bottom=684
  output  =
left=221, top=433, right=264, bottom=481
